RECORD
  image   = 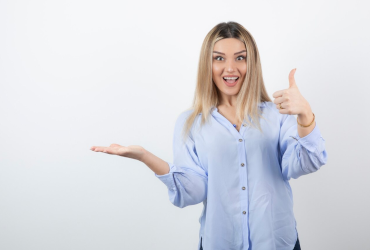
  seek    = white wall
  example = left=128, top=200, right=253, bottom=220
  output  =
left=0, top=0, right=369, bottom=249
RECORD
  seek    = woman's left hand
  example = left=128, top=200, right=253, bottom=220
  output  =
left=272, top=68, right=312, bottom=116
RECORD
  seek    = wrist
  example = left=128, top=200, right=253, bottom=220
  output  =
left=297, top=109, right=314, bottom=126
left=138, top=147, right=149, bottom=163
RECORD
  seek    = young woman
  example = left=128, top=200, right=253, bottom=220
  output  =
left=90, top=21, right=327, bottom=250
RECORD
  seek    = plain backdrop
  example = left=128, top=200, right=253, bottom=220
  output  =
left=1, top=0, right=369, bottom=249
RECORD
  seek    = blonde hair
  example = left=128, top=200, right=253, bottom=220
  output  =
left=181, top=21, right=272, bottom=141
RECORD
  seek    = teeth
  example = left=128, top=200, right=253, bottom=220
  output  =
left=223, top=77, right=239, bottom=80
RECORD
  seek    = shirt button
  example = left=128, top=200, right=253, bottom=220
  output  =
left=239, top=139, right=243, bottom=142
left=241, top=163, right=245, bottom=167
left=243, top=124, right=246, bottom=126
left=242, top=187, right=246, bottom=190
left=243, top=211, right=246, bottom=214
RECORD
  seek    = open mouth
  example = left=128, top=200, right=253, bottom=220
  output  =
left=223, top=77, right=239, bottom=86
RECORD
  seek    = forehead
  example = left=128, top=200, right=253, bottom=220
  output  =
left=213, top=38, right=245, bottom=53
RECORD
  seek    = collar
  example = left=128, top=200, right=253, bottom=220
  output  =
left=198, top=102, right=266, bottom=115
left=211, top=102, right=266, bottom=111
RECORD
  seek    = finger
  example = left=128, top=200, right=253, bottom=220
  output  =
left=91, top=146, right=109, bottom=153
left=91, top=144, right=121, bottom=151
left=90, top=146, right=103, bottom=151
left=278, top=108, right=290, bottom=115
left=102, top=146, right=119, bottom=155
left=275, top=100, right=287, bottom=109
left=273, top=96, right=285, bottom=105
left=289, top=68, right=297, bottom=88
left=272, top=89, right=285, bottom=98
left=278, top=106, right=291, bottom=115
left=275, top=103, right=283, bottom=110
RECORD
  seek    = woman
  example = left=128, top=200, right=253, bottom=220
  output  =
left=90, top=21, right=327, bottom=250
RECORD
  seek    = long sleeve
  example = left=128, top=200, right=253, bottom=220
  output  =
left=154, top=111, right=208, bottom=208
left=278, top=113, right=328, bottom=181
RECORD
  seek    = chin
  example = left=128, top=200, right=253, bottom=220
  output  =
left=220, top=87, right=241, bottom=96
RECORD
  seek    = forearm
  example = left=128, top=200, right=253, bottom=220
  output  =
left=140, top=149, right=170, bottom=175
left=280, top=117, right=327, bottom=180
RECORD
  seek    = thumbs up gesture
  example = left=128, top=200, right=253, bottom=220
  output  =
left=272, top=68, right=312, bottom=116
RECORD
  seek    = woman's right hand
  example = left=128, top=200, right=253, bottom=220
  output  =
left=90, top=144, right=146, bottom=161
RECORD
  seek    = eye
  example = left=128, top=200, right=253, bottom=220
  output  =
left=237, top=56, right=246, bottom=61
left=214, top=56, right=224, bottom=61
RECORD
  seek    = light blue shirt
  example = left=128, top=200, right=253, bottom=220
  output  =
left=155, top=101, right=328, bottom=250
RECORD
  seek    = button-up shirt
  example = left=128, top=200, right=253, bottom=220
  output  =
left=155, top=101, right=328, bottom=250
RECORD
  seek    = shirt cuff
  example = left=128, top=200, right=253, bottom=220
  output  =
left=295, top=122, right=322, bottom=153
left=154, top=162, right=177, bottom=191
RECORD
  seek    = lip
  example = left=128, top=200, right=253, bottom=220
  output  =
left=223, top=76, right=239, bottom=87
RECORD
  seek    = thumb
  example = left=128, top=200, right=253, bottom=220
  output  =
left=289, top=68, right=297, bottom=88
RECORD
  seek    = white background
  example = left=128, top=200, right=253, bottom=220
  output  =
left=1, top=0, right=369, bottom=249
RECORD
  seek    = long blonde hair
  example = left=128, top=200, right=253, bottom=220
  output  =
left=181, top=21, right=272, bottom=141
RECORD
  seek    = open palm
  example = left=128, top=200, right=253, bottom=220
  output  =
left=90, top=144, right=145, bottom=161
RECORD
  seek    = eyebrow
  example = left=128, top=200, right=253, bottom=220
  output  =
left=213, top=50, right=246, bottom=55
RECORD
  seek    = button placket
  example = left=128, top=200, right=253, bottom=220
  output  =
left=237, top=132, right=249, bottom=247
left=211, top=109, right=250, bottom=249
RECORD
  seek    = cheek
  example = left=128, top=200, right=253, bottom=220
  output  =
left=237, top=67, right=247, bottom=82
left=240, top=64, right=247, bottom=75
left=212, top=64, right=223, bottom=77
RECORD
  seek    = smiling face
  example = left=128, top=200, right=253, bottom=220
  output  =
left=212, top=38, right=247, bottom=105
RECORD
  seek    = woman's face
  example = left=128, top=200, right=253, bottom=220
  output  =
left=212, top=38, right=247, bottom=101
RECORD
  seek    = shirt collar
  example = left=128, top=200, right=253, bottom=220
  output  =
left=211, top=101, right=266, bottom=112
left=197, top=102, right=265, bottom=115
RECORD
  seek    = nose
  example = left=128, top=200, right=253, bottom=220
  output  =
left=225, top=59, right=236, bottom=73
